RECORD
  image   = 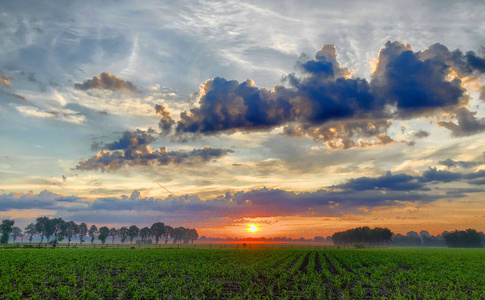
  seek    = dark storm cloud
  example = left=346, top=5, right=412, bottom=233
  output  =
left=172, top=41, right=485, bottom=145
left=438, top=158, right=479, bottom=169
left=76, top=129, right=233, bottom=172
left=75, top=72, right=138, bottom=93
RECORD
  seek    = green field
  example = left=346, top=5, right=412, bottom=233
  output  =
left=1, top=247, right=484, bottom=299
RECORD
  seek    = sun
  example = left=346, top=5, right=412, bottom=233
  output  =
left=247, top=224, right=259, bottom=233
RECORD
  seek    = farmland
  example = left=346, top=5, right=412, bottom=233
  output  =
left=1, top=247, right=484, bottom=299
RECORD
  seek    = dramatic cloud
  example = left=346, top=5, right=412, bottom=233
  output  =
left=336, top=171, right=426, bottom=191
left=6, top=167, right=485, bottom=226
left=76, top=129, right=233, bottom=172
left=437, top=108, right=485, bottom=137
left=0, top=190, right=81, bottom=211
left=75, top=72, right=138, bottom=93
left=420, top=167, right=463, bottom=183
left=439, top=158, right=480, bottom=169
left=79, top=186, right=442, bottom=222
left=283, top=120, right=394, bottom=150
left=371, top=42, right=465, bottom=118
left=154, top=104, right=175, bottom=135
left=172, top=42, right=485, bottom=147
left=335, top=168, right=485, bottom=191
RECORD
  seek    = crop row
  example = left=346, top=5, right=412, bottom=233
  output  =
left=1, top=247, right=484, bottom=299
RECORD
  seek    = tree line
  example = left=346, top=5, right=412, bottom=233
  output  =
left=332, top=227, right=393, bottom=246
left=1, top=218, right=198, bottom=246
left=332, top=226, right=484, bottom=248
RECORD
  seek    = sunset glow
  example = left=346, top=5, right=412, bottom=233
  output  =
left=247, top=224, right=259, bottom=233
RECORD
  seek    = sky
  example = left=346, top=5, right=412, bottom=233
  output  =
left=1, top=0, right=485, bottom=238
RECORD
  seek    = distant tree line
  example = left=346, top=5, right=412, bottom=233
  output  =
left=0, top=218, right=198, bottom=246
left=444, top=229, right=483, bottom=248
left=333, top=227, right=485, bottom=248
left=332, top=227, right=393, bottom=246
left=392, top=230, right=447, bottom=247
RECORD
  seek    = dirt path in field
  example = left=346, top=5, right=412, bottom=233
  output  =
left=272, top=252, right=293, bottom=270
left=314, top=251, right=322, bottom=273
left=297, top=252, right=311, bottom=273
left=331, top=255, right=356, bottom=274
left=322, top=253, right=339, bottom=275
left=284, top=253, right=303, bottom=272
left=270, top=253, right=306, bottom=298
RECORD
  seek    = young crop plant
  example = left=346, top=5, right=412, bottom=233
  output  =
left=1, top=247, right=485, bottom=298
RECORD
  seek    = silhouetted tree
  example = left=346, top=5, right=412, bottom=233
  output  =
left=188, top=228, right=199, bottom=244
left=163, top=225, right=173, bottom=244
left=88, top=225, right=98, bottom=244
left=172, top=227, right=188, bottom=244
left=444, top=229, right=483, bottom=248
left=48, top=218, right=65, bottom=242
left=11, top=226, right=22, bottom=243
left=332, top=227, right=393, bottom=246
left=150, top=222, right=165, bottom=244
left=128, top=225, right=139, bottom=244
left=314, top=236, right=325, bottom=242
left=109, top=228, right=118, bottom=244
left=64, top=221, right=79, bottom=247
left=140, top=227, right=151, bottom=243
left=98, top=226, right=109, bottom=244
left=1, top=219, right=14, bottom=244
left=35, top=217, right=52, bottom=243
left=78, top=223, right=88, bottom=243
left=24, top=223, right=37, bottom=243
left=118, top=227, right=128, bottom=244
